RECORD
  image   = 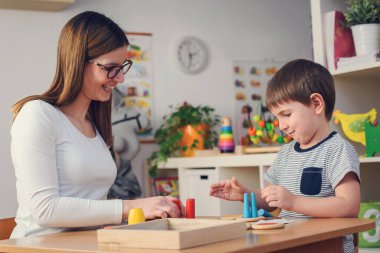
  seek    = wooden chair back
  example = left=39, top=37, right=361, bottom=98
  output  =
left=0, top=217, right=16, bottom=240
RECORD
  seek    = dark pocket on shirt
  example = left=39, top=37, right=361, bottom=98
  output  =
left=300, top=167, right=322, bottom=195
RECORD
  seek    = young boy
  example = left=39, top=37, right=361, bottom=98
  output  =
left=209, top=59, right=360, bottom=253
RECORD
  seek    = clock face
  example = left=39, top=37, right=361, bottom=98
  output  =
left=177, top=37, right=208, bottom=74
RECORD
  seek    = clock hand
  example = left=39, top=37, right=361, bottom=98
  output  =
left=188, top=52, right=193, bottom=67
left=188, top=50, right=200, bottom=67
left=190, top=49, right=199, bottom=55
left=182, top=42, right=193, bottom=67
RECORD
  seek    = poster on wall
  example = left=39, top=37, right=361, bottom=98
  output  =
left=112, top=33, right=155, bottom=141
left=233, top=59, right=288, bottom=147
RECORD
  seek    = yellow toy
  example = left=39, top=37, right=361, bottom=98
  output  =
left=333, top=108, right=377, bottom=146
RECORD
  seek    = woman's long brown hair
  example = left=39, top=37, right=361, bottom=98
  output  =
left=11, top=11, right=129, bottom=147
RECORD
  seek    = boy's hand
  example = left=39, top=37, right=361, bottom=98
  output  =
left=261, top=185, right=296, bottom=210
left=209, top=176, right=249, bottom=201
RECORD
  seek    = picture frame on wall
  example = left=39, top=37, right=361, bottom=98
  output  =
left=112, top=32, right=156, bottom=142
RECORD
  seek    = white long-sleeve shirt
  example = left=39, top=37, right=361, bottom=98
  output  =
left=10, top=100, right=122, bottom=238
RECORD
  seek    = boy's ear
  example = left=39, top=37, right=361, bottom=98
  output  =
left=310, top=93, right=324, bottom=115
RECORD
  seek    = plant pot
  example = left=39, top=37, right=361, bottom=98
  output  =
left=179, top=124, right=209, bottom=157
left=351, top=24, right=380, bottom=56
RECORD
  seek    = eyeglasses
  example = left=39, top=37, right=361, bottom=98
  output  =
left=88, top=59, right=133, bottom=79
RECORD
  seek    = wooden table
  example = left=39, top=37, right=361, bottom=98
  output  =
left=0, top=218, right=374, bottom=253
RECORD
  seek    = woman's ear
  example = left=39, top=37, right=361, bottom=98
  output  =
left=310, top=93, right=324, bottom=115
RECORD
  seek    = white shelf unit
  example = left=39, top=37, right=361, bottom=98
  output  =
left=158, top=0, right=380, bottom=215
left=332, top=62, right=380, bottom=78
left=310, top=0, right=380, bottom=203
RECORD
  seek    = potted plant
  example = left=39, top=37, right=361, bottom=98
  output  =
left=344, top=0, right=380, bottom=55
left=148, top=102, right=220, bottom=178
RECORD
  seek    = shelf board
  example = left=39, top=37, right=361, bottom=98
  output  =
left=332, top=62, right=380, bottom=78
left=359, top=156, right=380, bottom=164
left=358, top=248, right=380, bottom=253
left=0, top=0, right=75, bottom=12
left=159, top=153, right=380, bottom=169
left=159, top=153, right=278, bottom=169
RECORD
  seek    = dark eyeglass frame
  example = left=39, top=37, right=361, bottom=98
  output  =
left=88, top=59, right=133, bottom=79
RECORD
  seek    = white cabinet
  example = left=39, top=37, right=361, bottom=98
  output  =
left=186, top=169, right=218, bottom=216
left=159, top=153, right=275, bottom=216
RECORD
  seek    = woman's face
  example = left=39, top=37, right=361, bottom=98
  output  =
left=82, top=45, right=129, bottom=102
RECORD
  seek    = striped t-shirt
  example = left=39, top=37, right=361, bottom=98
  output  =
left=264, top=131, right=360, bottom=253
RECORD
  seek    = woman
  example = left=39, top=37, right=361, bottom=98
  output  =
left=10, top=11, right=180, bottom=238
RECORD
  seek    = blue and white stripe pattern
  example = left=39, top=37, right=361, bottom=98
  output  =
left=264, top=131, right=360, bottom=253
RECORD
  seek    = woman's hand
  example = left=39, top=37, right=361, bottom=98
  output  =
left=209, top=176, right=250, bottom=201
left=261, top=185, right=296, bottom=210
left=122, top=196, right=183, bottom=220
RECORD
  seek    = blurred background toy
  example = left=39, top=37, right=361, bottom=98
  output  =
left=333, top=108, right=377, bottom=146
left=365, top=121, right=380, bottom=157
left=218, top=117, right=235, bottom=153
left=243, top=103, right=291, bottom=146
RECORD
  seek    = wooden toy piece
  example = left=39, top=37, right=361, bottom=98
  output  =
left=128, top=208, right=145, bottom=225
left=236, top=216, right=265, bottom=222
left=218, top=117, right=235, bottom=153
left=251, top=222, right=285, bottom=230
left=333, top=108, right=377, bottom=146
left=186, top=198, right=195, bottom=218
left=245, top=103, right=291, bottom=146
left=243, top=193, right=251, bottom=218
left=251, top=192, right=258, bottom=218
left=219, top=214, right=242, bottom=220
left=258, top=208, right=273, bottom=217
left=219, top=215, right=265, bottom=222
left=365, top=121, right=380, bottom=157
left=219, top=214, right=266, bottom=230
left=172, top=199, right=182, bottom=217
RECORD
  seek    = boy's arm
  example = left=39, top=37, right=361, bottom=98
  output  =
left=209, top=177, right=275, bottom=211
left=263, top=172, right=360, bottom=217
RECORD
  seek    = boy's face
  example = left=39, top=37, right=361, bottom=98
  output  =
left=270, top=100, right=323, bottom=149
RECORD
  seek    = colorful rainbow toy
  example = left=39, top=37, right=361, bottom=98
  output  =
left=218, top=117, right=235, bottom=153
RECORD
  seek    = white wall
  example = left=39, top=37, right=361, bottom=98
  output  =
left=0, top=0, right=312, bottom=217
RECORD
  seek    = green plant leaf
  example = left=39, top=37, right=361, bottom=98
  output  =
left=344, top=0, right=380, bottom=27
left=147, top=102, right=220, bottom=178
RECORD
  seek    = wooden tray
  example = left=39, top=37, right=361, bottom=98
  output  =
left=97, top=218, right=246, bottom=250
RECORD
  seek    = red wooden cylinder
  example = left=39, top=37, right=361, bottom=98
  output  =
left=172, top=199, right=182, bottom=217
left=186, top=198, right=195, bottom=219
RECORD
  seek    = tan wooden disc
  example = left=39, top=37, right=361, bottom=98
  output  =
left=251, top=222, right=285, bottom=230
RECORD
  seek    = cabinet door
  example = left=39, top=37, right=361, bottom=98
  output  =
left=186, top=169, right=219, bottom=216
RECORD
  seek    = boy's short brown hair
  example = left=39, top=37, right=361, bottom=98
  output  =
left=265, top=59, right=335, bottom=120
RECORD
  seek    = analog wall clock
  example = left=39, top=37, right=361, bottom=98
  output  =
left=176, top=36, right=209, bottom=75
